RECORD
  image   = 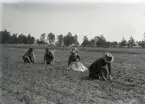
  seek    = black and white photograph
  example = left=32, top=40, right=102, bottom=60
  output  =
left=0, top=0, right=145, bottom=104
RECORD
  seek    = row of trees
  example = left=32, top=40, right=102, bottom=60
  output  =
left=1, top=29, right=145, bottom=48
left=0, top=29, right=79, bottom=47
left=36, top=32, right=79, bottom=47
left=37, top=32, right=142, bottom=48
left=0, top=29, right=35, bottom=45
left=81, top=35, right=145, bottom=48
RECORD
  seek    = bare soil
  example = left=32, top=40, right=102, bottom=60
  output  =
left=0, top=47, right=145, bottom=104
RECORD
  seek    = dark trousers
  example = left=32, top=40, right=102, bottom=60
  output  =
left=22, top=56, right=34, bottom=63
left=46, top=58, right=53, bottom=64
left=89, top=67, right=108, bottom=80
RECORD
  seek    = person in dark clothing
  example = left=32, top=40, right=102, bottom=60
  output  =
left=89, top=52, right=114, bottom=81
left=68, top=48, right=81, bottom=66
left=44, top=47, right=55, bottom=65
left=22, top=48, right=35, bottom=63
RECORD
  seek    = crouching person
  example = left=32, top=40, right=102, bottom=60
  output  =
left=89, top=52, right=114, bottom=81
left=44, top=48, right=55, bottom=65
left=67, top=48, right=88, bottom=72
left=68, top=48, right=80, bottom=66
left=22, top=48, right=35, bottom=63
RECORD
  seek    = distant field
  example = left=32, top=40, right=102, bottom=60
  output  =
left=3, top=44, right=145, bottom=54
left=0, top=46, right=145, bottom=104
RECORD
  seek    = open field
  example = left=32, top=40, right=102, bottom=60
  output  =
left=3, top=44, right=145, bottom=54
left=0, top=45, right=145, bottom=104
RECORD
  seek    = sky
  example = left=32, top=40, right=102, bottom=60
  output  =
left=1, top=0, right=145, bottom=43
left=0, top=5, right=1, bottom=29
left=1, top=0, right=145, bottom=3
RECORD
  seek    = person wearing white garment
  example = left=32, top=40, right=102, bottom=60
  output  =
left=67, top=48, right=88, bottom=72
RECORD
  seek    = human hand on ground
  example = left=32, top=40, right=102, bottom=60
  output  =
left=109, top=75, right=113, bottom=80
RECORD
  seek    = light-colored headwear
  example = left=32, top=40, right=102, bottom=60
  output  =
left=103, top=52, right=114, bottom=63
left=70, top=48, right=78, bottom=55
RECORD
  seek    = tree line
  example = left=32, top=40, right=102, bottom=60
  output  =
left=36, top=32, right=79, bottom=47
left=77, top=34, right=145, bottom=48
left=0, top=29, right=35, bottom=45
left=1, top=29, right=145, bottom=48
left=82, top=35, right=145, bottom=48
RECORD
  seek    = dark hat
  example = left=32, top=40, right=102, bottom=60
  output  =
left=29, top=48, right=33, bottom=51
left=45, top=47, right=49, bottom=51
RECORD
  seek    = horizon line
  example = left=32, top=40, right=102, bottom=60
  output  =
left=1, top=29, right=143, bottom=43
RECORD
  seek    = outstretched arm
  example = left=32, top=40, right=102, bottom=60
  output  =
left=44, top=53, right=46, bottom=64
left=51, top=51, right=55, bottom=60
left=32, top=52, right=36, bottom=63
left=108, top=63, right=112, bottom=80
left=68, top=56, right=71, bottom=66
left=77, top=55, right=81, bottom=61
left=27, top=56, right=32, bottom=64
left=108, top=63, right=111, bottom=75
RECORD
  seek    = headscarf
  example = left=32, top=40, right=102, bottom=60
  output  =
left=70, top=48, right=78, bottom=55
left=45, top=47, right=49, bottom=52
left=28, top=48, right=33, bottom=53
